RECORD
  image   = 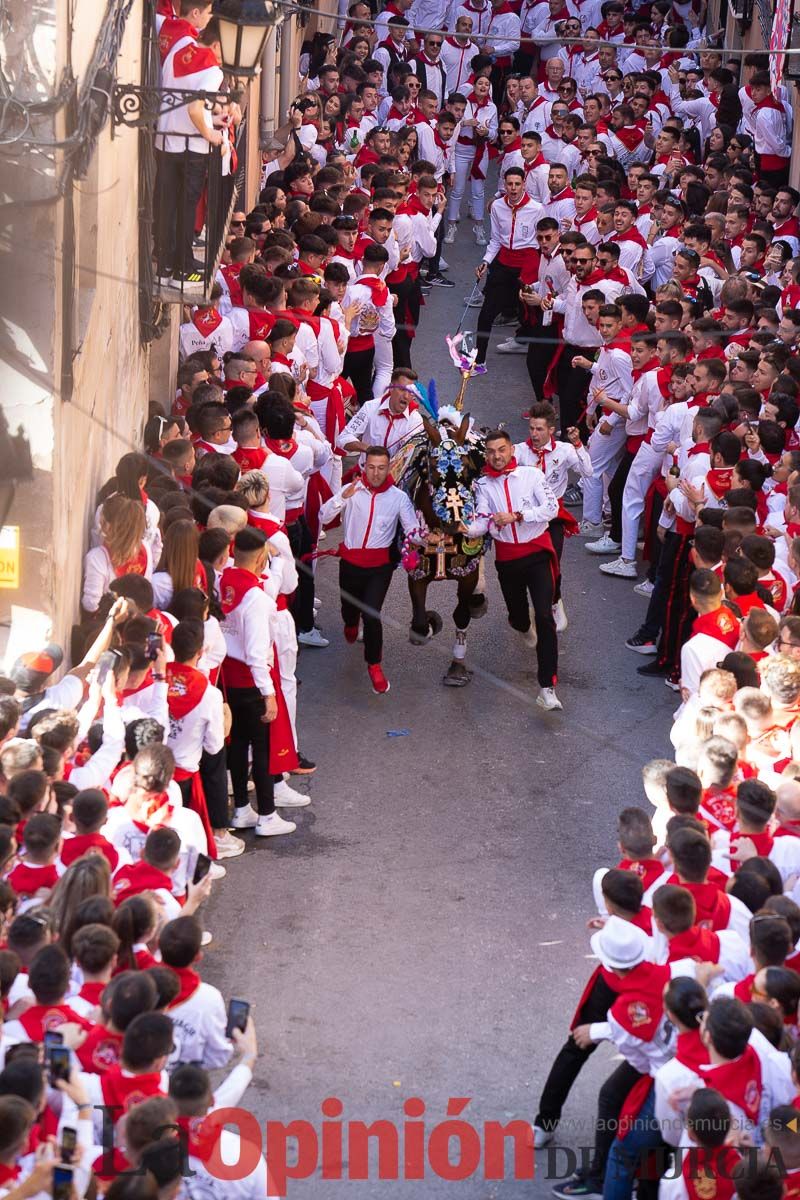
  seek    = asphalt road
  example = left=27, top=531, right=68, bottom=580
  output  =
left=202, top=226, right=677, bottom=1198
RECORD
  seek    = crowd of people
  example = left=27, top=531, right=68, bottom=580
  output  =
left=5, top=0, right=800, bottom=1194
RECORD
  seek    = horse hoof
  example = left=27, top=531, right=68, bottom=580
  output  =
left=409, top=627, right=432, bottom=646
left=427, top=611, right=443, bottom=637
left=442, top=662, right=472, bottom=687
left=469, top=593, right=488, bottom=619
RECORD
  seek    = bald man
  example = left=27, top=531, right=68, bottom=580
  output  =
left=243, top=339, right=271, bottom=396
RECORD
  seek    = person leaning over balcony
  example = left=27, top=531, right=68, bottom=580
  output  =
left=155, top=16, right=225, bottom=290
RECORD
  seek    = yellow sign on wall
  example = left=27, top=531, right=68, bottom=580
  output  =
left=0, top=527, right=20, bottom=589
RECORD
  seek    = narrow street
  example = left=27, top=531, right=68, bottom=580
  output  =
left=204, top=230, right=677, bottom=1197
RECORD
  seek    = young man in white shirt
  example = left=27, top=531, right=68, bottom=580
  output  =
left=475, top=167, right=541, bottom=368
left=220, top=527, right=296, bottom=838
left=318, top=446, right=417, bottom=695
left=515, top=402, right=593, bottom=632
left=465, top=430, right=562, bottom=710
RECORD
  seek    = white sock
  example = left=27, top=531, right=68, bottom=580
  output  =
left=453, top=630, right=467, bottom=661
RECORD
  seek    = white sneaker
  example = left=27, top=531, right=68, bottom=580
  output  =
left=214, top=831, right=245, bottom=859
left=497, top=337, right=527, bottom=354
left=553, top=599, right=568, bottom=632
left=439, top=255, right=449, bottom=270
left=463, top=293, right=483, bottom=308
left=444, top=221, right=457, bottom=244
left=231, top=805, right=258, bottom=829
left=298, top=627, right=330, bottom=648
left=201, top=930, right=213, bottom=947
left=599, top=555, right=637, bottom=578
left=274, top=780, right=311, bottom=808
left=585, top=532, right=622, bottom=555
left=519, top=625, right=537, bottom=649
left=255, top=812, right=296, bottom=836
left=313, top=597, right=322, bottom=612
left=473, top=223, right=488, bottom=246
left=534, top=1126, right=553, bottom=1149
left=634, top=579, right=655, bottom=598
left=209, top=861, right=226, bottom=880
left=536, top=687, right=563, bottom=711
left=578, top=520, right=605, bottom=537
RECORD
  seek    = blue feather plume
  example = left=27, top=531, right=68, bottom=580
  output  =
left=426, top=378, right=439, bottom=419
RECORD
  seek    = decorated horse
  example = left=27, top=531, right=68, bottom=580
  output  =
left=390, top=362, right=490, bottom=687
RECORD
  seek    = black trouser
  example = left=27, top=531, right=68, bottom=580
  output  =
left=549, top=517, right=565, bottom=603
left=757, top=159, right=790, bottom=189
left=525, top=319, right=558, bottom=402
left=199, top=746, right=229, bottom=830
left=423, top=206, right=447, bottom=275
left=154, top=149, right=208, bottom=275
left=535, top=971, right=617, bottom=1131
left=495, top=550, right=557, bottom=687
left=390, top=276, right=417, bottom=368
left=640, top=529, right=681, bottom=641
left=608, top=449, right=635, bottom=545
left=287, top=516, right=315, bottom=634
left=584, top=1061, right=643, bottom=1188
left=342, top=346, right=375, bottom=407
left=225, top=687, right=274, bottom=816
left=655, top=532, right=695, bottom=673
left=476, top=260, right=523, bottom=364
left=556, top=345, right=593, bottom=437
left=339, top=560, right=395, bottom=665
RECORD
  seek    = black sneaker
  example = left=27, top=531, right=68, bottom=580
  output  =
left=625, top=632, right=658, bottom=655
left=563, top=484, right=583, bottom=507
left=552, top=1177, right=602, bottom=1200
left=637, top=659, right=668, bottom=676
left=173, top=267, right=205, bottom=290
left=291, top=754, right=317, bottom=775
left=428, top=271, right=455, bottom=288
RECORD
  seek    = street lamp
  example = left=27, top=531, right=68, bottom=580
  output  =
left=214, top=0, right=283, bottom=77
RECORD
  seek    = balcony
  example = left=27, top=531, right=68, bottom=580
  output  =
left=111, top=0, right=251, bottom=340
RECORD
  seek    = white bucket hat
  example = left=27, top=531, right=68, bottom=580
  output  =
left=590, top=915, right=649, bottom=971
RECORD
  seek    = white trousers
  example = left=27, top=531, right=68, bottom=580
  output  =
left=582, top=422, right=628, bottom=526
left=447, top=148, right=485, bottom=223
left=620, top=441, right=663, bottom=562
left=373, top=334, right=394, bottom=398
left=274, top=610, right=299, bottom=743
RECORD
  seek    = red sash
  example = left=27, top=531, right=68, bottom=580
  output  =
left=269, top=660, right=299, bottom=774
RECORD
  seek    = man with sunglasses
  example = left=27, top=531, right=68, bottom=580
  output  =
left=411, top=34, right=447, bottom=108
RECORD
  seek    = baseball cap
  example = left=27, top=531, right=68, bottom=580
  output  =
left=9, top=645, right=64, bottom=693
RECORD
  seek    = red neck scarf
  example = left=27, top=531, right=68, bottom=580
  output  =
left=359, top=471, right=395, bottom=494
left=100, top=1066, right=165, bottom=1117
left=483, top=456, right=518, bottom=477
left=113, top=861, right=174, bottom=902
left=667, top=925, right=720, bottom=964
left=527, top=437, right=555, bottom=472
left=166, top=964, right=202, bottom=1007
left=220, top=566, right=261, bottom=615
left=698, top=1044, right=762, bottom=1121
left=166, top=662, right=209, bottom=719
left=191, top=307, right=222, bottom=336
left=682, top=1146, right=741, bottom=1200
left=692, top=606, right=740, bottom=649
left=264, top=437, right=298, bottom=458
left=705, top=468, right=734, bottom=499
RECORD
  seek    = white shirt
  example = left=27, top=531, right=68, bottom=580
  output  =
left=220, top=582, right=277, bottom=697
left=483, top=194, right=541, bottom=265
left=157, top=41, right=223, bottom=155
left=466, top=465, right=559, bottom=546
left=82, top=543, right=153, bottom=614
left=338, top=397, right=425, bottom=462
left=168, top=978, right=232, bottom=1069
left=319, top=481, right=417, bottom=560
left=515, top=438, right=593, bottom=497
left=167, top=676, right=225, bottom=773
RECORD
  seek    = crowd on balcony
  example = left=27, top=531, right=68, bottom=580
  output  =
left=5, top=0, right=800, bottom=1195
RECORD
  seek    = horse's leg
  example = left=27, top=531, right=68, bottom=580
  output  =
left=468, top=555, right=489, bottom=618
left=442, top=571, right=479, bottom=686
left=408, top=575, right=443, bottom=643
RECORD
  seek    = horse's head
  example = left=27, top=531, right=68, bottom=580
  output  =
left=426, top=418, right=484, bottom=531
